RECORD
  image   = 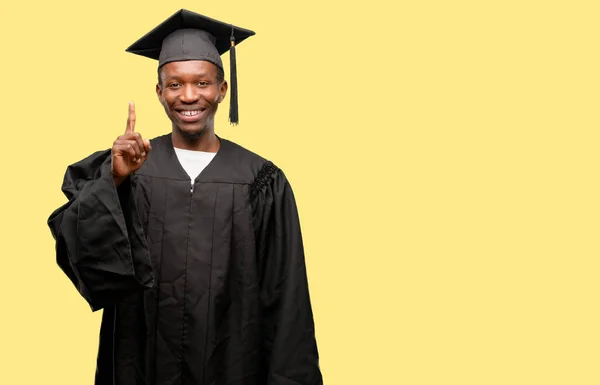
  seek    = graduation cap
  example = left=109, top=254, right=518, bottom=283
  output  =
left=125, top=9, right=256, bottom=125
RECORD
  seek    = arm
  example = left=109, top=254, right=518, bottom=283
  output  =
left=253, top=163, right=323, bottom=384
left=47, top=149, right=154, bottom=312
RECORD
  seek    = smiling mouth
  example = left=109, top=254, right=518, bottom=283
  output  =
left=180, top=110, right=201, bottom=116
left=176, top=108, right=207, bottom=122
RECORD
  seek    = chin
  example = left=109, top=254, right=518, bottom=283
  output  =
left=177, top=124, right=206, bottom=141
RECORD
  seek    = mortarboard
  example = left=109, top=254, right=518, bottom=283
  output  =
left=125, top=9, right=256, bottom=125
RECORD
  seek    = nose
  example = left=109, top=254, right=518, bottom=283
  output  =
left=179, top=84, right=200, bottom=103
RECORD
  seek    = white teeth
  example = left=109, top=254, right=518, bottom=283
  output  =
left=181, top=110, right=200, bottom=116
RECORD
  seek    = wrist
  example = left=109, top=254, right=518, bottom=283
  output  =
left=113, top=173, right=127, bottom=187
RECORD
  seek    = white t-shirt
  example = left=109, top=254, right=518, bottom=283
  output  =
left=174, top=147, right=217, bottom=185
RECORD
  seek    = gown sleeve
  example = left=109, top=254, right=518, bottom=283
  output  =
left=252, top=162, right=323, bottom=385
left=47, top=149, right=154, bottom=312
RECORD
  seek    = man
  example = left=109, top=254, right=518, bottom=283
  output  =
left=47, top=9, right=322, bottom=385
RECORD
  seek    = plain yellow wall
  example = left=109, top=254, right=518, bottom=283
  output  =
left=1, top=1, right=599, bottom=384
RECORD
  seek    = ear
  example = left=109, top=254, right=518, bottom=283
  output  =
left=156, top=83, right=162, bottom=100
left=219, top=80, right=228, bottom=103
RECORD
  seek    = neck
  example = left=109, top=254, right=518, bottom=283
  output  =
left=171, top=125, right=220, bottom=152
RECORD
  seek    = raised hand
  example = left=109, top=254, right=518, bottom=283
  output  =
left=111, top=101, right=151, bottom=186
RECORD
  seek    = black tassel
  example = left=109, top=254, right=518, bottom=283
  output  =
left=229, top=28, right=239, bottom=125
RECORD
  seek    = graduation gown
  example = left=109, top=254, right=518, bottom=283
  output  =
left=47, top=133, right=322, bottom=385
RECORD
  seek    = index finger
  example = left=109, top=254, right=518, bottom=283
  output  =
left=126, top=101, right=136, bottom=133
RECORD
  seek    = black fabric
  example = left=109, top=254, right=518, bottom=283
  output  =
left=125, top=9, right=255, bottom=68
left=47, top=134, right=322, bottom=385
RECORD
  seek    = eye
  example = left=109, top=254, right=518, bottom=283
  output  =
left=197, top=81, right=209, bottom=86
left=168, top=83, right=181, bottom=88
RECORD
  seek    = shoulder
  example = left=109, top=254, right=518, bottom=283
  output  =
left=222, top=140, right=295, bottom=200
left=220, top=138, right=283, bottom=184
left=221, top=138, right=270, bottom=171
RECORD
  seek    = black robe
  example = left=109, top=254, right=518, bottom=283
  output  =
left=47, top=133, right=322, bottom=385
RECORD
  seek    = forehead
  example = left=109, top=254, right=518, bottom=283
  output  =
left=160, top=60, right=219, bottom=77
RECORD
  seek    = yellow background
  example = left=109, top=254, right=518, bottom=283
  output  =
left=1, top=0, right=599, bottom=384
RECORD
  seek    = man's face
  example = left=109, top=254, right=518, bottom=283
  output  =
left=156, top=60, right=227, bottom=139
